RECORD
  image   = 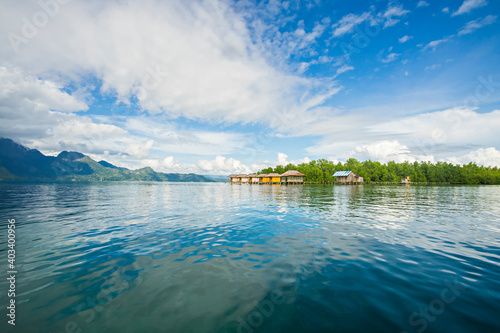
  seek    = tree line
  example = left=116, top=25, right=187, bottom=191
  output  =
left=258, top=159, right=500, bottom=184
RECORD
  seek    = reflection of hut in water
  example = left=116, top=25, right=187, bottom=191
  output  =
left=333, top=171, right=363, bottom=184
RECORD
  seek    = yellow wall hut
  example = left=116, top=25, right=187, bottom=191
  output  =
left=267, top=173, right=282, bottom=183
left=228, top=175, right=240, bottom=182
left=259, top=174, right=270, bottom=183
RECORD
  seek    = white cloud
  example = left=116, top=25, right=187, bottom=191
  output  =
left=417, top=1, right=430, bottom=8
left=0, top=66, right=130, bottom=156
left=0, top=0, right=336, bottom=127
left=332, top=12, right=372, bottom=37
left=336, top=64, right=354, bottom=75
left=304, top=108, right=500, bottom=164
left=422, top=38, right=449, bottom=51
left=398, top=35, right=413, bottom=43
left=140, top=156, right=190, bottom=173
left=196, top=156, right=252, bottom=174
left=0, top=66, right=258, bottom=174
left=139, top=155, right=255, bottom=175
left=353, top=140, right=433, bottom=163
left=425, top=64, right=441, bottom=70
left=381, top=4, right=410, bottom=28
left=460, top=147, right=500, bottom=166
left=277, top=152, right=289, bottom=165
left=369, top=108, right=500, bottom=154
left=452, top=0, right=488, bottom=16
left=381, top=52, right=401, bottom=63
left=124, top=140, right=155, bottom=158
left=122, top=117, right=250, bottom=156
left=0, top=66, right=87, bottom=115
left=250, top=153, right=311, bottom=172
left=442, top=7, right=450, bottom=13
left=458, top=15, right=497, bottom=36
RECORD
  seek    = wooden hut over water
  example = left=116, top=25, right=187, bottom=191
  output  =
left=281, top=170, right=306, bottom=183
left=333, top=171, right=363, bottom=183
left=228, top=174, right=240, bottom=183
left=248, top=174, right=260, bottom=183
left=259, top=174, right=271, bottom=183
left=239, top=174, right=250, bottom=183
left=228, top=170, right=306, bottom=184
left=267, top=173, right=282, bottom=183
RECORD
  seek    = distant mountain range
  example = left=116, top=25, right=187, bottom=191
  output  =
left=0, top=138, right=215, bottom=182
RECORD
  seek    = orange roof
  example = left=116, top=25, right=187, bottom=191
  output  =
left=281, top=170, right=306, bottom=177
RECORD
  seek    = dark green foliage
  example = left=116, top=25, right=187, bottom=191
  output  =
left=0, top=138, right=214, bottom=182
left=259, top=159, right=500, bottom=185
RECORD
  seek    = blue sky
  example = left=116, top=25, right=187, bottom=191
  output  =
left=1, top=0, right=499, bottom=174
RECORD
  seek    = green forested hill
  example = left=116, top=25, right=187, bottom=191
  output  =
left=0, top=138, right=214, bottom=182
left=259, top=158, right=500, bottom=185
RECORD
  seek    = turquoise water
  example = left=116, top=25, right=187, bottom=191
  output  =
left=0, top=183, right=499, bottom=333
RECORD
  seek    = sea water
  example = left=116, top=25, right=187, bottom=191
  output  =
left=0, top=183, right=499, bottom=332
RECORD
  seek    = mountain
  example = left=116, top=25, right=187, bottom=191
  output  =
left=0, top=138, right=214, bottom=182
left=203, top=175, right=228, bottom=182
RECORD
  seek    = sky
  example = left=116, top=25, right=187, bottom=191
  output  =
left=0, top=0, right=499, bottom=175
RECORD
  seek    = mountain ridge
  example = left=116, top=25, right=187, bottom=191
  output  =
left=0, top=138, right=214, bottom=182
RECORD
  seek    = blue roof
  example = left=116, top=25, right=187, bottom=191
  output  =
left=333, top=171, right=352, bottom=177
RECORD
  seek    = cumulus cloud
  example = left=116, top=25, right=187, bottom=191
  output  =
left=197, top=156, right=252, bottom=174
left=417, top=1, right=430, bottom=8
left=250, top=153, right=311, bottom=172
left=0, top=66, right=257, bottom=174
left=0, top=66, right=129, bottom=156
left=140, top=156, right=190, bottom=173
left=460, top=147, right=500, bottom=166
left=124, top=140, right=155, bottom=158
left=304, top=108, right=500, bottom=164
left=353, top=140, right=434, bottom=163
left=0, top=66, right=87, bottom=115
left=452, top=0, right=488, bottom=16
left=458, top=15, right=497, bottom=36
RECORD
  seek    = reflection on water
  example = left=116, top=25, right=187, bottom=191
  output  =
left=0, top=183, right=499, bottom=333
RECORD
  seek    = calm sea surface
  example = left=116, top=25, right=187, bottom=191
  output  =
left=0, top=183, right=499, bottom=333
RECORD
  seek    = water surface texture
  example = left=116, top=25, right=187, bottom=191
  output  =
left=1, top=183, right=499, bottom=333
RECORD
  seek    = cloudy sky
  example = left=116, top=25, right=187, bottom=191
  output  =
left=1, top=0, right=499, bottom=174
